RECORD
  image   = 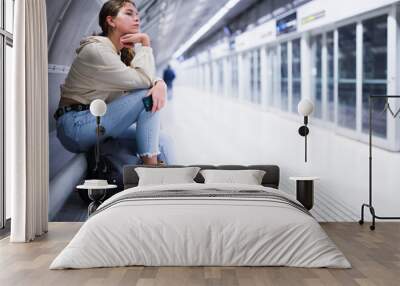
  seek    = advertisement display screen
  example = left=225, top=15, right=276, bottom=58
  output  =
left=276, top=12, right=297, bottom=35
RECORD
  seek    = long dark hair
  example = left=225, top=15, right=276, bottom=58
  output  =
left=99, top=0, right=136, bottom=66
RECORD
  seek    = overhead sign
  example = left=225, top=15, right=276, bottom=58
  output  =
left=301, top=10, right=326, bottom=25
left=235, top=20, right=276, bottom=52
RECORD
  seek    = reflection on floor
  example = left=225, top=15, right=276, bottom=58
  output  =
left=162, top=86, right=359, bottom=222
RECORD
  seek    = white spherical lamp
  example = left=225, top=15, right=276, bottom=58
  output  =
left=297, top=98, right=314, bottom=116
left=90, top=99, right=107, bottom=117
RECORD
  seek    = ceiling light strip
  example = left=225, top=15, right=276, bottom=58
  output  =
left=172, top=0, right=241, bottom=59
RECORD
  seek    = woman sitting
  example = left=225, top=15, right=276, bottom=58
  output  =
left=55, top=0, right=172, bottom=166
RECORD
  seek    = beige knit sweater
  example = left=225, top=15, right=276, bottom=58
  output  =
left=59, top=36, right=157, bottom=106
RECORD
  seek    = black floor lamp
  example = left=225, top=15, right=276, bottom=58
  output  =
left=297, top=99, right=314, bottom=162
left=359, top=95, right=400, bottom=230
left=89, top=99, right=107, bottom=175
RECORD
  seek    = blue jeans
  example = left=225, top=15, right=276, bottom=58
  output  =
left=56, top=89, right=161, bottom=158
left=100, top=126, right=174, bottom=165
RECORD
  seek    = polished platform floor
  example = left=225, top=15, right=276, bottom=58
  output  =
left=161, top=86, right=360, bottom=222
left=0, top=222, right=399, bottom=286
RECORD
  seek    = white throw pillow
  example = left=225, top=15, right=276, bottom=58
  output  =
left=135, top=167, right=201, bottom=186
left=200, top=169, right=266, bottom=185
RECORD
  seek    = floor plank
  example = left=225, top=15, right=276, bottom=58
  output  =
left=0, top=222, right=399, bottom=286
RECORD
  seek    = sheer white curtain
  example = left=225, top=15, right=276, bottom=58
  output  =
left=8, top=0, right=49, bottom=242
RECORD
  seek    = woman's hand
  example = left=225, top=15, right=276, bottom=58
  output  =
left=120, top=33, right=151, bottom=48
left=147, top=80, right=167, bottom=112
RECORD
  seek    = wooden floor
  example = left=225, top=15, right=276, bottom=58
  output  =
left=0, top=222, right=399, bottom=286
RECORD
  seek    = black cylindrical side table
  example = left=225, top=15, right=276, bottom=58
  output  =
left=289, top=177, right=319, bottom=210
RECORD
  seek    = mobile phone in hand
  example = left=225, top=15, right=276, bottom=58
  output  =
left=142, top=96, right=153, bottom=112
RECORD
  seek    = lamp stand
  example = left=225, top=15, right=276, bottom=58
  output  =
left=298, top=116, right=310, bottom=162
left=94, top=116, right=106, bottom=174
left=359, top=95, right=400, bottom=230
